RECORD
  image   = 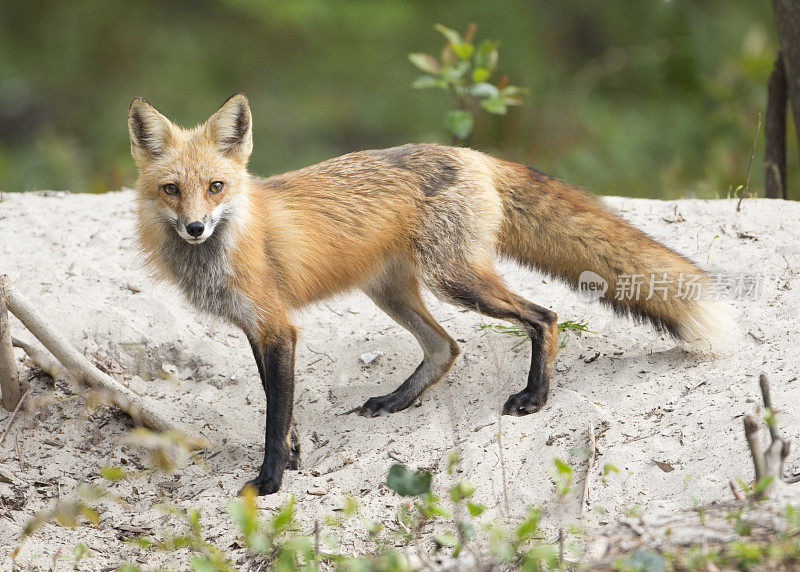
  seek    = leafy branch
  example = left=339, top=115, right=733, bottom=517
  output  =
left=409, top=23, right=526, bottom=143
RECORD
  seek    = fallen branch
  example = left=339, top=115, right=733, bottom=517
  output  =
left=0, top=275, right=206, bottom=444
left=12, top=337, right=63, bottom=378
left=0, top=294, right=20, bottom=411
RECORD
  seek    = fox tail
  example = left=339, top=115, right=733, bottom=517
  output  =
left=493, top=162, right=735, bottom=351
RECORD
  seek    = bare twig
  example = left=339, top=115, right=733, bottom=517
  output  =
left=740, top=374, right=794, bottom=499
left=729, top=479, right=744, bottom=501
left=0, top=388, right=30, bottom=447
left=306, top=345, right=334, bottom=363
left=737, top=113, right=762, bottom=212
left=0, top=275, right=207, bottom=445
left=581, top=422, right=597, bottom=515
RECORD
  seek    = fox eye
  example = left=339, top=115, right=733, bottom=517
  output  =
left=209, top=181, right=225, bottom=194
left=162, top=183, right=179, bottom=196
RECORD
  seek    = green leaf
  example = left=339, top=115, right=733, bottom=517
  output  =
left=452, top=42, right=474, bottom=60
left=434, top=532, right=458, bottom=547
left=500, top=85, right=526, bottom=96
left=441, top=61, right=469, bottom=82
left=475, top=40, right=500, bottom=69
left=522, top=544, right=559, bottom=570
left=467, top=501, right=486, bottom=516
left=753, top=475, right=774, bottom=496
left=459, top=520, right=475, bottom=541
left=434, top=23, right=461, bottom=46
left=272, top=495, right=295, bottom=532
left=516, top=508, right=542, bottom=541
left=448, top=481, right=475, bottom=502
left=472, top=67, right=491, bottom=83
left=603, top=463, right=620, bottom=476
left=411, top=75, right=448, bottom=90
left=481, top=96, right=507, bottom=115
left=483, top=48, right=499, bottom=71
left=444, top=110, right=474, bottom=140
left=554, top=458, right=573, bottom=476
left=99, top=465, right=126, bottom=481
left=617, top=549, right=666, bottom=572
left=189, top=556, right=217, bottom=572
left=386, top=464, right=432, bottom=497
left=408, top=53, right=440, bottom=74
left=470, top=82, right=499, bottom=98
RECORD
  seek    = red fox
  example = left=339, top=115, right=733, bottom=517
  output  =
left=128, top=94, right=733, bottom=495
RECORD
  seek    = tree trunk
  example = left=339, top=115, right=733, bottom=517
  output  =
left=771, top=0, right=800, bottom=198
left=764, top=52, right=787, bottom=199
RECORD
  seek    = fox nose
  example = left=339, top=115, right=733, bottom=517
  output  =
left=186, top=221, right=205, bottom=238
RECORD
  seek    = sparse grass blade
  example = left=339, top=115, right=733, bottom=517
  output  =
left=477, top=319, right=594, bottom=350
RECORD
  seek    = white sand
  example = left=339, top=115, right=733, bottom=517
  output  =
left=0, top=191, right=798, bottom=569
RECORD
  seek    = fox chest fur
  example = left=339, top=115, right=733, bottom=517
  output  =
left=155, top=219, right=257, bottom=332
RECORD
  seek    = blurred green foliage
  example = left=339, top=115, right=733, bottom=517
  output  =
left=0, top=0, right=789, bottom=199
left=409, top=23, right=526, bottom=143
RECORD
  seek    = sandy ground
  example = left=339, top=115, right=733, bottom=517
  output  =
left=0, top=190, right=798, bottom=570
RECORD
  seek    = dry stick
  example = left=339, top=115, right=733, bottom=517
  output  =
left=12, top=337, right=63, bottom=378
left=580, top=422, right=597, bottom=515
left=736, top=113, right=762, bottom=212
left=0, top=388, right=29, bottom=447
left=0, top=296, right=20, bottom=411
left=757, top=373, right=792, bottom=483
left=729, top=479, right=744, bottom=501
left=744, top=415, right=767, bottom=486
left=758, top=373, right=780, bottom=442
left=0, top=275, right=203, bottom=441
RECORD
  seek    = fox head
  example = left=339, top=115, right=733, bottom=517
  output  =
left=128, top=94, right=252, bottom=244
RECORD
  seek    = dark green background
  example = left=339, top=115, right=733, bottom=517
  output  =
left=0, top=1, right=789, bottom=199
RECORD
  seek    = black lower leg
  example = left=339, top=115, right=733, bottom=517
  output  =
left=501, top=315, right=553, bottom=415
left=248, top=335, right=301, bottom=471
left=243, top=329, right=297, bottom=495
left=439, top=275, right=556, bottom=416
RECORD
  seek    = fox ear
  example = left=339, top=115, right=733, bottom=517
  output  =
left=128, top=98, right=175, bottom=163
left=204, top=93, right=253, bottom=162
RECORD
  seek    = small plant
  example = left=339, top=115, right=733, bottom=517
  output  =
left=477, top=319, right=594, bottom=350
left=124, top=505, right=237, bottom=572
left=550, top=458, right=573, bottom=496
left=408, top=23, right=526, bottom=144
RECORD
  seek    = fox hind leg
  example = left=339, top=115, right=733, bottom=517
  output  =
left=432, top=264, right=558, bottom=415
left=359, top=261, right=460, bottom=417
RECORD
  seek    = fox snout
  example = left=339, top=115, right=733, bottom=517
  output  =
left=176, top=215, right=216, bottom=244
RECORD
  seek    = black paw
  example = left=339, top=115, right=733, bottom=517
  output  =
left=358, top=394, right=402, bottom=417
left=502, top=391, right=546, bottom=416
left=240, top=472, right=283, bottom=496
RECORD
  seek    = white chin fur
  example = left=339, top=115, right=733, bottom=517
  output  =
left=679, top=299, right=739, bottom=353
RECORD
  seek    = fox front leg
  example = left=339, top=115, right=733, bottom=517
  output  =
left=244, top=328, right=298, bottom=495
